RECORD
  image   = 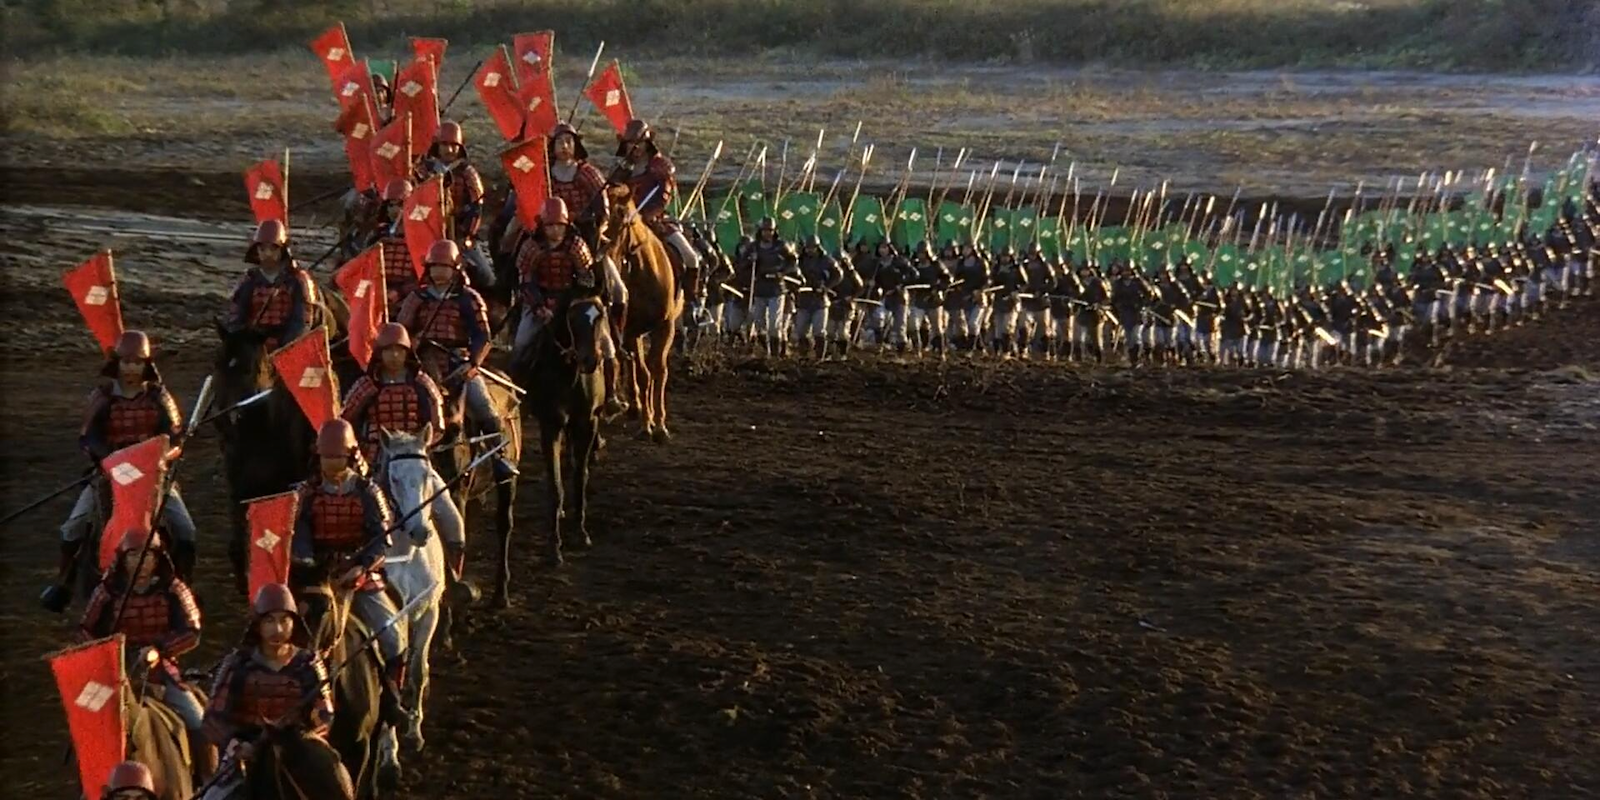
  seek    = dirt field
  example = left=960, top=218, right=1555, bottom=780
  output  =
left=4, top=52, right=1600, bottom=796
left=5, top=190, right=1600, bottom=798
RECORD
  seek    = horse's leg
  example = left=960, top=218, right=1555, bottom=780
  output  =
left=404, top=604, right=439, bottom=754
left=572, top=414, right=597, bottom=548
left=650, top=323, right=675, bottom=442
left=375, top=721, right=401, bottom=794
left=635, top=334, right=658, bottom=438
left=541, top=420, right=565, bottom=567
left=627, top=336, right=645, bottom=426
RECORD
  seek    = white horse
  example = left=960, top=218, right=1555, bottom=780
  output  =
left=371, top=426, right=461, bottom=783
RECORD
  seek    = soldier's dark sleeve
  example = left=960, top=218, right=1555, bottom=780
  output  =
left=580, top=165, right=610, bottom=223
left=159, top=579, right=202, bottom=658
left=77, top=583, right=112, bottom=642
left=457, top=165, right=485, bottom=239
left=155, top=386, right=184, bottom=445
left=80, top=388, right=113, bottom=462
left=204, top=651, right=244, bottom=746
left=276, top=273, right=309, bottom=344
left=414, top=374, right=445, bottom=443
left=358, top=482, right=393, bottom=571
left=291, top=485, right=317, bottom=564
left=225, top=275, right=254, bottom=330
left=464, top=292, right=492, bottom=366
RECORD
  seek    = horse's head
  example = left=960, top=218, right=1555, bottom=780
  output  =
left=599, top=181, right=640, bottom=254
left=555, top=297, right=607, bottom=375
left=287, top=565, right=347, bottom=654
left=213, top=319, right=274, bottom=409
left=375, top=426, right=438, bottom=546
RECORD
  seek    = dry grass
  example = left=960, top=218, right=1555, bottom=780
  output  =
left=8, top=0, right=1598, bottom=72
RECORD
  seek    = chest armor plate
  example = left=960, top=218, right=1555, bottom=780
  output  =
left=552, top=178, right=595, bottom=220
left=415, top=296, right=466, bottom=346
left=250, top=282, right=293, bottom=329
left=112, top=590, right=173, bottom=645
left=382, top=239, right=416, bottom=306
left=236, top=662, right=308, bottom=725
left=105, top=394, right=162, bottom=450
left=309, top=489, right=367, bottom=553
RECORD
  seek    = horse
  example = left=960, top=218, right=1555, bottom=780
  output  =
left=420, top=351, right=521, bottom=610
left=371, top=428, right=456, bottom=751
left=123, top=680, right=197, bottom=800
left=511, top=295, right=608, bottom=578
left=599, top=182, right=684, bottom=442
left=213, top=323, right=323, bottom=595
left=292, top=570, right=387, bottom=798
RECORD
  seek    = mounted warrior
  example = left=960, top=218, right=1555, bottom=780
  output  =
left=614, top=118, right=702, bottom=286
left=202, top=583, right=346, bottom=799
left=396, top=240, right=519, bottom=480
left=80, top=526, right=213, bottom=777
left=290, top=420, right=411, bottom=723
left=420, top=121, right=496, bottom=290
left=225, top=219, right=319, bottom=352
left=511, top=196, right=626, bottom=416
left=359, top=178, right=423, bottom=318
left=44, top=330, right=195, bottom=612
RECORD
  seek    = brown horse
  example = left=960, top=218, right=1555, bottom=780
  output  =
left=124, top=681, right=197, bottom=800
left=600, top=183, right=684, bottom=442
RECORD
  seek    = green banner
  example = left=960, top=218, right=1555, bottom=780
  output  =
left=848, top=196, right=888, bottom=247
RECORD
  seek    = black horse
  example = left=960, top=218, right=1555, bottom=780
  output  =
left=511, top=294, right=607, bottom=582
left=212, top=324, right=323, bottom=595
left=292, top=568, right=388, bottom=799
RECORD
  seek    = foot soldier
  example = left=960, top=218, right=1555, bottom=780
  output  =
left=1019, top=244, right=1055, bottom=359
left=203, top=584, right=336, bottom=797
left=616, top=119, right=702, bottom=281
left=743, top=217, right=798, bottom=356
left=827, top=248, right=865, bottom=359
left=421, top=121, right=495, bottom=290
left=46, top=330, right=195, bottom=612
left=950, top=243, right=991, bottom=354
left=1110, top=264, right=1150, bottom=364
left=226, top=220, right=318, bottom=351
left=793, top=236, right=841, bottom=358
left=80, top=527, right=213, bottom=776
left=989, top=248, right=1024, bottom=357
left=1181, top=262, right=1217, bottom=364
left=907, top=241, right=951, bottom=356
left=1218, top=284, right=1248, bottom=366
left=396, top=240, right=518, bottom=480
left=292, top=420, right=410, bottom=724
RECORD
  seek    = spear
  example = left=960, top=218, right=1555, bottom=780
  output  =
left=680, top=139, right=726, bottom=226
left=773, top=139, right=791, bottom=205
left=819, top=123, right=866, bottom=213
left=564, top=41, right=606, bottom=124
left=805, top=126, right=826, bottom=193
left=711, top=141, right=761, bottom=233
left=933, top=147, right=968, bottom=211
left=884, top=147, right=918, bottom=247
left=841, top=143, right=875, bottom=244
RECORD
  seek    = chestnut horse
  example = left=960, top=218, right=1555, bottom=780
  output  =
left=600, top=183, right=684, bottom=442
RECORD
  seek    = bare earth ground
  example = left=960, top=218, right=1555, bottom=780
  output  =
left=3, top=56, right=1600, bottom=798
